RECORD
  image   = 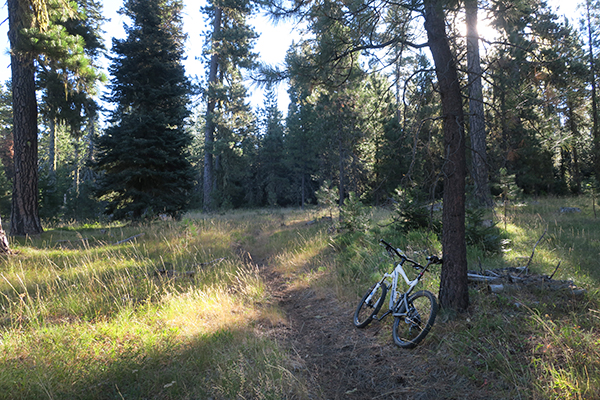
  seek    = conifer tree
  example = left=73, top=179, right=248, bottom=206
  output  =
left=585, top=0, right=600, bottom=185
left=7, top=0, right=103, bottom=234
left=257, top=88, right=288, bottom=206
left=466, top=0, right=492, bottom=207
left=285, top=81, right=320, bottom=208
left=38, top=0, right=105, bottom=219
left=267, top=0, right=470, bottom=310
left=488, top=0, right=569, bottom=195
left=96, top=0, right=194, bottom=220
left=7, top=0, right=48, bottom=235
left=202, top=0, right=257, bottom=211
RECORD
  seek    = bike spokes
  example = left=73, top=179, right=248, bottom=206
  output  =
left=353, top=283, right=387, bottom=328
left=392, top=290, right=437, bottom=348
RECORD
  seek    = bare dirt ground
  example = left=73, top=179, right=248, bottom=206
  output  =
left=245, top=224, right=498, bottom=400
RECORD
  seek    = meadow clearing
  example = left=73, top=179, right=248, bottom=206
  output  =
left=0, top=197, right=598, bottom=399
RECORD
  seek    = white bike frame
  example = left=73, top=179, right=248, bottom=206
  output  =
left=385, top=258, right=420, bottom=314
left=364, top=255, right=423, bottom=320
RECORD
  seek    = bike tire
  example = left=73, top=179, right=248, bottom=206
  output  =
left=392, top=290, right=438, bottom=348
left=353, top=283, right=387, bottom=328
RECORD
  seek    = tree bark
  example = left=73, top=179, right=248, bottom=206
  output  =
left=465, top=0, right=492, bottom=207
left=301, top=171, right=305, bottom=209
left=586, top=0, right=600, bottom=184
left=423, top=0, right=469, bottom=311
left=567, top=99, right=581, bottom=193
left=203, top=6, right=222, bottom=212
left=338, top=132, right=345, bottom=208
left=7, top=0, right=44, bottom=236
left=49, top=118, right=56, bottom=176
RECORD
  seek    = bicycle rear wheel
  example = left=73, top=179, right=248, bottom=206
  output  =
left=392, top=290, right=437, bottom=348
left=353, top=283, right=387, bottom=328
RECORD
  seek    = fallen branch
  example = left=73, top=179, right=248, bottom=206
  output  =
left=114, top=233, right=145, bottom=245
left=469, top=264, right=586, bottom=297
left=467, top=273, right=500, bottom=282
left=549, top=261, right=561, bottom=280
left=524, top=228, right=547, bottom=273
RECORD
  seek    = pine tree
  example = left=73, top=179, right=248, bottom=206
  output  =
left=423, top=0, right=469, bottom=311
left=466, top=0, right=492, bottom=207
left=7, top=0, right=48, bottom=235
left=201, top=0, right=257, bottom=211
left=285, top=80, right=320, bottom=208
left=7, top=0, right=105, bottom=234
left=257, top=88, right=289, bottom=206
left=95, top=0, right=194, bottom=220
left=488, top=0, right=571, bottom=195
left=585, top=0, right=600, bottom=185
left=38, top=0, right=106, bottom=220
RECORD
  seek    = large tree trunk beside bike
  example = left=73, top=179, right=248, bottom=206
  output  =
left=423, top=0, right=469, bottom=311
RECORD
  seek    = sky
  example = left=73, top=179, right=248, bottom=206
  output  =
left=0, top=0, right=300, bottom=115
left=0, top=0, right=585, bottom=119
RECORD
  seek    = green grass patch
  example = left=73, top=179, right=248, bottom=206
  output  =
left=0, top=211, right=310, bottom=399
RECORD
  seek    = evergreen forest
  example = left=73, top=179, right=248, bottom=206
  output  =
left=0, top=0, right=597, bottom=226
left=0, top=0, right=598, bottom=225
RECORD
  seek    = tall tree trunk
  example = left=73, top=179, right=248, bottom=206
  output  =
left=74, top=140, right=80, bottom=198
left=586, top=0, right=600, bottom=184
left=423, top=0, right=469, bottom=311
left=338, top=133, right=345, bottom=208
left=465, top=0, right=492, bottom=207
left=8, top=0, right=44, bottom=236
left=203, top=6, right=222, bottom=212
left=49, top=117, right=57, bottom=184
left=567, top=100, right=581, bottom=193
left=301, top=171, right=305, bottom=210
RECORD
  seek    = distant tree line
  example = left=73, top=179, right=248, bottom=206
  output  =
left=3, top=0, right=599, bottom=224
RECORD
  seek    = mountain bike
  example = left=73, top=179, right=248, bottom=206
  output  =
left=353, top=239, right=442, bottom=348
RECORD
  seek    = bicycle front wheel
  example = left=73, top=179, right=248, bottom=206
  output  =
left=392, top=290, right=438, bottom=348
left=353, top=283, right=387, bottom=328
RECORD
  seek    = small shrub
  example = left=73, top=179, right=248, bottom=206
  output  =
left=465, top=208, right=504, bottom=254
left=392, top=187, right=441, bottom=234
left=315, top=180, right=339, bottom=220
left=339, top=192, right=370, bottom=232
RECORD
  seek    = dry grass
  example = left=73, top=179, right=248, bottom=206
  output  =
left=0, top=213, right=309, bottom=400
left=333, top=196, right=600, bottom=399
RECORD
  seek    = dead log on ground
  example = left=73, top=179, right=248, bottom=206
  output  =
left=114, top=233, right=145, bottom=245
left=469, top=266, right=586, bottom=297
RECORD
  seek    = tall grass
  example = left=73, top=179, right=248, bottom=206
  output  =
left=0, top=212, right=310, bottom=399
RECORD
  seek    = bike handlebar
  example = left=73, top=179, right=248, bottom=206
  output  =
left=379, top=239, right=442, bottom=265
left=379, top=239, right=406, bottom=259
left=426, top=255, right=443, bottom=264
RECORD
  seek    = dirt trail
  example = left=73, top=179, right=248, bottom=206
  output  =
left=246, top=223, right=493, bottom=400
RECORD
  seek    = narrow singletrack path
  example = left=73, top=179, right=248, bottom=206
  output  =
left=243, top=222, right=493, bottom=400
